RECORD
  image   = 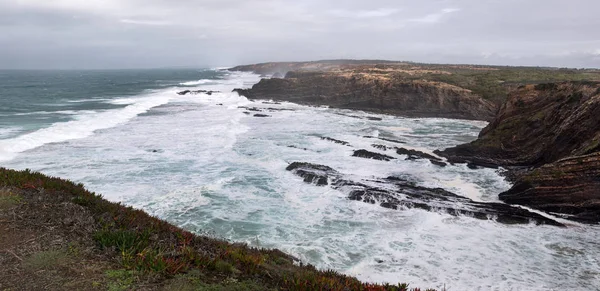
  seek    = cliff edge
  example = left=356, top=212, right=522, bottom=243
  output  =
left=234, top=70, right=497, bottom=121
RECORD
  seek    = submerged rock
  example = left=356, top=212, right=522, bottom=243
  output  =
left=320, top=137, right=350, bottom=146
left=352, top=150, right=395, bottom=161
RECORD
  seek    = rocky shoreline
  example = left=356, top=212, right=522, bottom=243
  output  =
left=437, top=82, right=600, bottom=223
left=231, top=61, right=600, bottom=224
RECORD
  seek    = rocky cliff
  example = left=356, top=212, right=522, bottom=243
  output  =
left=438, top=81, right=600, bottom=223
left=234, top=70, right=498, bottom=121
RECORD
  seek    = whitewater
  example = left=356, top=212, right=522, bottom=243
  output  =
left=0, top=69, right=598, bottom=290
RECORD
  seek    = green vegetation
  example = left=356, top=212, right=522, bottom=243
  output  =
left=0, top=188, right=21, bottom=209
left=0, top=167, right=438, bottom=291
left=400, top=66, right=600, bottom=104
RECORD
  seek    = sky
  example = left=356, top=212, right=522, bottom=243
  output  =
left=1, top=0, right=599, bottom=69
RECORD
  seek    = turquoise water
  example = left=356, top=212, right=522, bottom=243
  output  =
left=1, top=69, right=598, bottom=290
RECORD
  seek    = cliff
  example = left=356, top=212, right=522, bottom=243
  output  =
left=437, top=82, right=600, bottom=223
left=234, top=70, right=498, bottom=121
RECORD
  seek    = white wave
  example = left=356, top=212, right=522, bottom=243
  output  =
left=4, top=70, right=597, bottom=290
left=0, top=90, right=175, bottom=162
left=66, top=98, right=111, bottom=103
left=0, top=127, right=23, bottom=139
left=179, top=79, right=214, bottom=86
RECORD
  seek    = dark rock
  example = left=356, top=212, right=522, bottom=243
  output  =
left=177, top=90, right=220, bottom=96
left=238, top=106, right=262, bottom=112
left=437, top=82, right=600, bottom=223
left=285, top=162, right=563, bottom=226
left=499, top=153, right=600, bottom=224
left=430, top=160, right=447, bottom=167
left=371, top=144, right=394, bottom=151
left=367, top=117, right=383, bottom=121
left=321, top=137, right=350, bottom=146
left=352, top=150, right=395, bottom=161
left=233, top=70, right=497, bottom=121
left=286, top=162, right=339, bottom=186
left=396, top=148, right=442, bottom=161
left=467, top=163, right=479, bottom=170
left=253, top=114, right=271, bottom=118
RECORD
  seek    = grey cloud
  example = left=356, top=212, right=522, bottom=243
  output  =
left=1, top=0, right=599, bottom=69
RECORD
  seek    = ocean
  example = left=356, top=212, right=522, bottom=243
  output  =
left=0, top=69, right=598, bottom=290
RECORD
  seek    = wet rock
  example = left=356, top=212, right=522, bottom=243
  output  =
left=364, top=136, right=406, bottom=144
left=352, top=150, right=396, bottom=161
left=367, top=117, right=383, bottom=121
left=239, top=106, right=263, bottom=112
left=371, top=144, right=394, bottom=151
left=321, top=137, right=350, bottom=146
left=430, top=160, right=448, bottom=167
left=396, top=148, right=442, bottom=161
left=286, top=162, right=340, bottom=186
left=177, top=90, right=220, bottom=96
left=285, top=163, right=564, bottom=226
left=253, top=114, right=271, bottom=118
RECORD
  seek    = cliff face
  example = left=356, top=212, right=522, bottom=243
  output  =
left=500, top=153, right=600, bottom=223
left=437, top=82, right=600, bottom=223
left=438, top=82, right=600, bottom=166
left=235, top=71, right=497, bottom=121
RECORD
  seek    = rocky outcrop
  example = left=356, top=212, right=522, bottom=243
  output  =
left=437, top=82, right=600, bottom=166
left=499, top=153, right=600, bottom=223
left=437, top=82, right=600, bottom=223
left=285, top=162, right=563, bottom=226
left=234, top=71, right=497, bottom=121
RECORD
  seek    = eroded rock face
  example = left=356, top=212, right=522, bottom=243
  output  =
left=285, top=162, right=563, bottom=226
left=437, top=82, right=600, bottom=223
left=437, top=82, right=600, bottom=167
left=499, top=153, right=600, bottom=223
left=234, top=71, right=497, bottom=121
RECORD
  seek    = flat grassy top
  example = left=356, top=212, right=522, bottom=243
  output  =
left=0, top=168, right=437, bottom=291
left=233, top=60, right=600, bottom=105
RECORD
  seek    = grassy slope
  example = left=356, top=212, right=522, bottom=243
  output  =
left=0, top=167, right=436, bottom=291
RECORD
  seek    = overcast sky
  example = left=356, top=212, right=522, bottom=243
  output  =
left=1, top=0, right=599, bottom=69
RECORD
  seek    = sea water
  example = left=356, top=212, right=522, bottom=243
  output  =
left=1, top=69, right=598, bottom=290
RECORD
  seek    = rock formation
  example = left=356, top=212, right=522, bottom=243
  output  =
left=234, top=71, right=497, bottom=121
left=438, top=82, right=600, bottom=223
left=285, top=162, right=563, bottom=226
